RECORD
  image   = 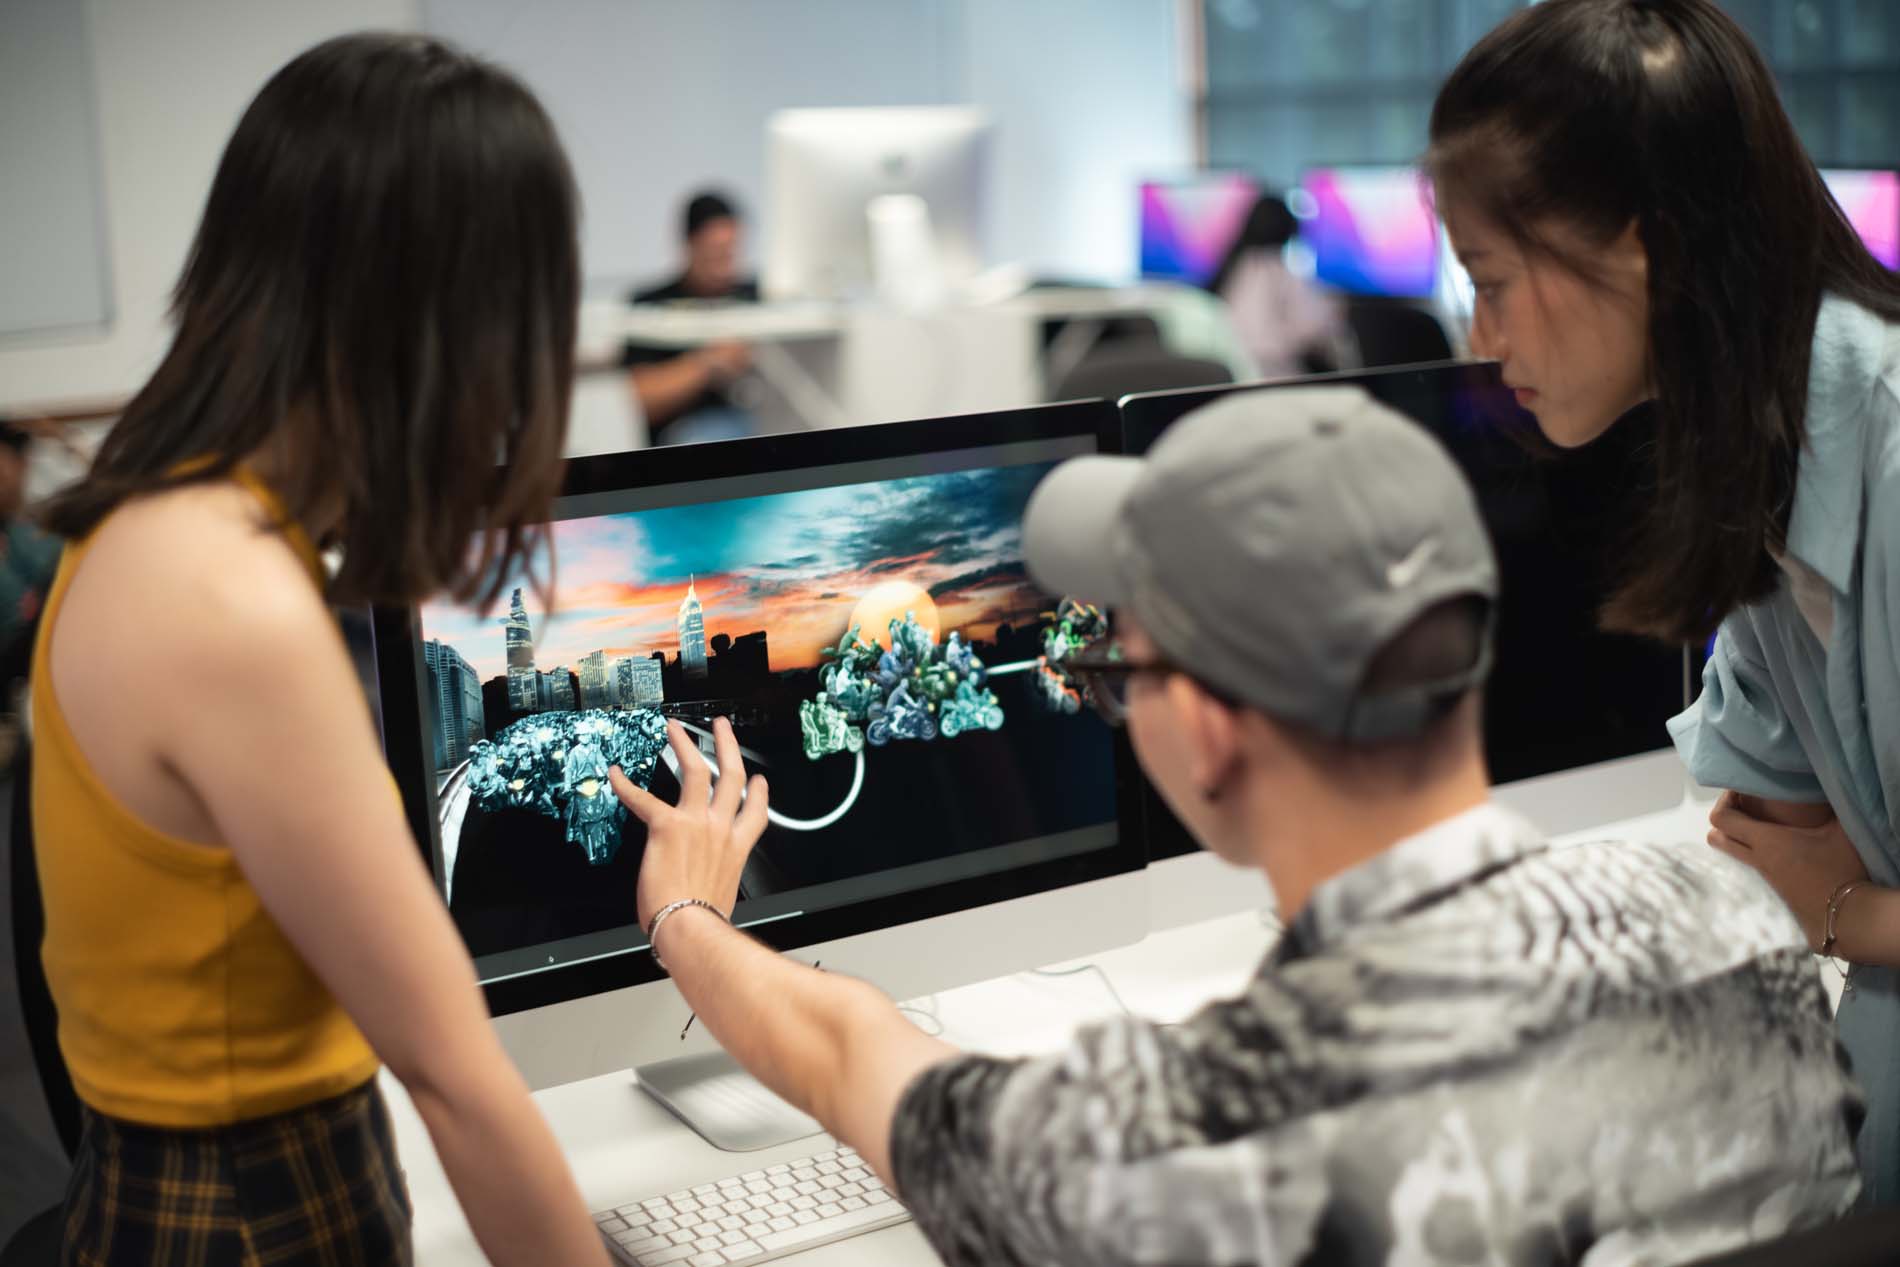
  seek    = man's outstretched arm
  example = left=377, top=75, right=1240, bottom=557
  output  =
left=610, top=719, right=956, bottom=1185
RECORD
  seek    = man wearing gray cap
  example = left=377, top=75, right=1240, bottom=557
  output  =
left=612, top=387, right=1862, bottom=1265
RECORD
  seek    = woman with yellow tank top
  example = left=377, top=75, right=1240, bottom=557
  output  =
left=30, top=34, right=610, bottom=1267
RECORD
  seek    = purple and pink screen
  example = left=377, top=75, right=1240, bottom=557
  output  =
left=1822, top=169, right=1900, bottom=269
left=1299, top=167, right=1439, bottom=298
left=1138, top=175, right=1259, bottom=283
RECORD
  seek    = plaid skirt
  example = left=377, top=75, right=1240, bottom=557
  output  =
left=59, top=1080, right=412, bottom=1266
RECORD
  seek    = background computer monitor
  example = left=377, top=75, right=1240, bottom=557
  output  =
left=373, top=401, right=1145, bottom=1091
left=1820, top=167, right=1900, bottom=269
left=1120, top=362, right=1689, bottom=920
left=1295, top=165, right=1441, bottom=299
left=1137, top=172, right=1260, bottom=285
left=761, top=106, right=992, bottom=302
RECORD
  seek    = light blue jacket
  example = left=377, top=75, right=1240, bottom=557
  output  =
left=1670, top=293, right=1900, bottom=1206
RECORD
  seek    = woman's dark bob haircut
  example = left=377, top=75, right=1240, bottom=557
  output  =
left=1428, top=0, right=1900, bottom=644
left=43, top=32, right=581, bottom=611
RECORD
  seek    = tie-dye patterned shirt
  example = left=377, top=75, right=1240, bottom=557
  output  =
left=890, top=804, right=1863, bottom=1266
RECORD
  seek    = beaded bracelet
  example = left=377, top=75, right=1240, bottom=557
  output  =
left=646, top=897, right=729, bottom=972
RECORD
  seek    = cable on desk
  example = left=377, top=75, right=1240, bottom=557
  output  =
left=897, top=995, right=945, bottom=1037
left=1028, top=962, right=1133, bottom=1017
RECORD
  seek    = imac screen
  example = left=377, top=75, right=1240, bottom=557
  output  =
left=1821, top=168, right=1900, bottom=270
left=401, top=430, right=1124, bottom=986
left=1138, top=174, right=1260, bottom=284
left=1298, top=166, right=1440, bottom=298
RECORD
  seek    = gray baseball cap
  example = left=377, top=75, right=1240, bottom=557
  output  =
left=1023, top=386, right=1497, bottom=742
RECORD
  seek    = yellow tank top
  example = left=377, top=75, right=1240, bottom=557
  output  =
left=30, top=471, right=379, bottom=1127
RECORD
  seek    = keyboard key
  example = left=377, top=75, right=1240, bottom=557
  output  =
left=766, top=1164, right=790, bottom=1175
left=757, top=1202, right=897, bottom=1252
left=694, top=1234, right=723, bottom=1250
left=693, top=1184, right=717, bottom=1196
left=689, top=1254, right=725, bottom=1267
left=838, top=1183, right=865, bottom=1198
left=669, top=1229, right=696, bottom=1245
left=599, top=1216, right=627, bottom=1234
left=841, top=1196, right=866, bottom=1211
left=642, top=1248, right=694, bottom=1266
left=866, top=1189, right=893, bottom=1205
left=790, top=1195, right=817, bottom=1211
left=651, top=1219, right=677, bottom=1235
left=817, top=1161, right=842, bottom=1175
left=765, top=1202, right=792, bottom=1217
left=817, top=1202, right=842, bottom=1218
left=794, top=1210, right=819, bottom=1225
left=792, top=1167, right=816, bottom=1180
left=794, top=1181, right=819, bottom=1196
left=717, top=1215, right=743, bottom=1232
left=768, top=1216, right=796, bottom=1232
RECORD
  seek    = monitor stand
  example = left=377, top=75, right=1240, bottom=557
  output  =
left=634, top=1051, right=822, bottom=1152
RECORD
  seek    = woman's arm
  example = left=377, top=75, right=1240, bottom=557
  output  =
left=1708, top=793, right=1900, bottom=967
left=163, top=549, right=608, bottom=1266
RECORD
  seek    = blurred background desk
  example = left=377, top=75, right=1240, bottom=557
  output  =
left=575, top=283, right=1257, bottom=439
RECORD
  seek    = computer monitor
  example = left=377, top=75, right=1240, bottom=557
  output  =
left=372, top=401, right=1145, bottom=1098
left=1137, top=173, right=1260, bottom=285
left=1821, top=168, right=1900, bottom=269
left=1119, top=362, right=1690, bottom=924
left=1296, top=166, right=1441, bottom=299
left=761, top=106, right=992, bottom=302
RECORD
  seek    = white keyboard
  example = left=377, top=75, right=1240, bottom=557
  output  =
left=594, top=1144, right=910, bottom=1266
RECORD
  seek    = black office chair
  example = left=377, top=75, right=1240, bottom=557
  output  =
left=1344, top=297, right=1455, bottom=369
left=1051, top=338, right=1233, bottom=403
left=1679, top=1207, right=1900, bottom=1265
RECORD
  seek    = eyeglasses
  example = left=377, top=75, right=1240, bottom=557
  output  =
left=1062, top=639, right=1199, bottom=726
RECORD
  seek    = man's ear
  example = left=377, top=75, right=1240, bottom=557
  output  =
left=1166, top=673, right=1242, bottom=802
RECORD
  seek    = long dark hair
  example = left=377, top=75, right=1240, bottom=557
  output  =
left=1427, top=0, right=1900, bottom=644
left=1206, top=193, right=1299, bottom=298
left=41, top=33, right=580, bottom=610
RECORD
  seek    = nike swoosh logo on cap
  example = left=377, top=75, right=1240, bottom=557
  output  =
left=1386, top=538, right=1440, bottom=589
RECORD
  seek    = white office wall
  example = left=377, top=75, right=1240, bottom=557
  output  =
left=0, top=0, right=420, bottom=413
left=424, top=0, right=959, bottom=297
left=956, top=0, right=1192, bottom=283
left=0, top=0, right=1189, bottom=412
left=427, top=0, right=1192, bottom=294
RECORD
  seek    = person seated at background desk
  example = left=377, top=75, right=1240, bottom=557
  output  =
left=610, top=386, right=1862, bottom=1265
left=624, top=189, right=758, bottom=445
left=1206, top=193, right=1343, bottom=377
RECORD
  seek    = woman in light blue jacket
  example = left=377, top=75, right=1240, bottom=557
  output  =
left=1426, top=0, right=1900, bottom=1204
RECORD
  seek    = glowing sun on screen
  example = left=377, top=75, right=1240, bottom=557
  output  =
left=847, top=580, right=940, bottom=649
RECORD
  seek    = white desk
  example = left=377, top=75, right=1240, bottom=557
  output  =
left=390, top=796, right=1732, bottom=1265
left=574, top=285, right=1233, bottom=436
